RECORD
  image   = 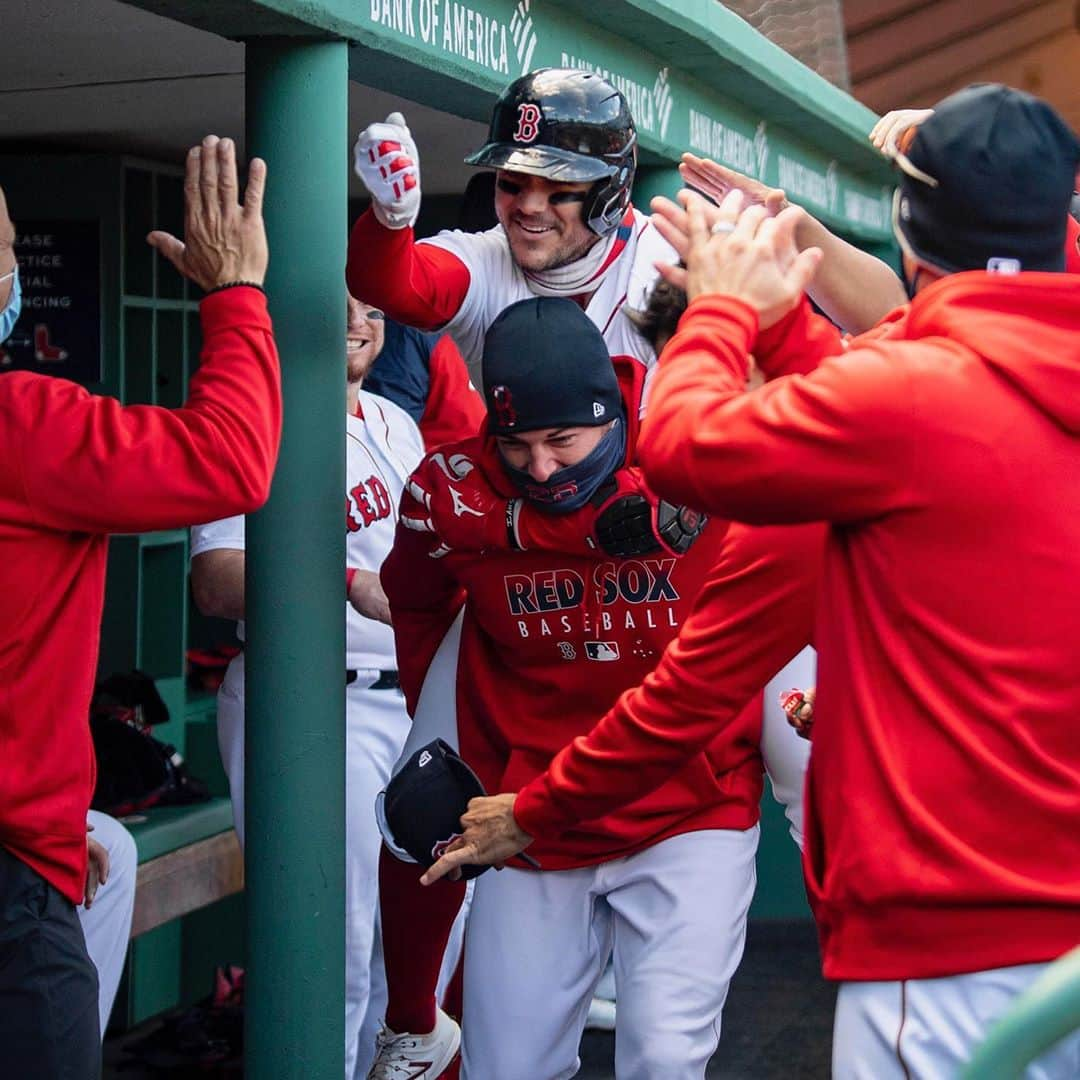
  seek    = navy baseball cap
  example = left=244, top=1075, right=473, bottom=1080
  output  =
left=482, top=297, right=623, bottom=435
left=893, top=83, right=1080, bottom=274
left=376, top=739, right=491, bottom=881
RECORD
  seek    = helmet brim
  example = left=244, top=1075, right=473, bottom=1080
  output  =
left=464, top=142, right=614, bottom=182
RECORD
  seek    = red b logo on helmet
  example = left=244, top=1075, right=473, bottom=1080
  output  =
left=513, top=103, right=542, bottom=144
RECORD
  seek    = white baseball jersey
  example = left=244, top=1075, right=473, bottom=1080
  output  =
left=191, top=389, right=423, bottom=671
left=420, top=208, right=676, bottom=395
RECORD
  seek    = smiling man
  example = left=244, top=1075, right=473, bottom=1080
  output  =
left=346, top=67, right=671, bottom=389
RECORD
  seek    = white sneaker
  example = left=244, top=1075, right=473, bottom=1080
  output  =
left=367, top=1007, right=461, bottom=1079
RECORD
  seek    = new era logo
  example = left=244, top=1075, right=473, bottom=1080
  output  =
left=418, top=750, right=432, bottom=767
left=593, top=402, right=605, bottom=418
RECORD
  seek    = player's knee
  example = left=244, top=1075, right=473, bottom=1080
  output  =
left=618, top=1030, right=714, bottom=1079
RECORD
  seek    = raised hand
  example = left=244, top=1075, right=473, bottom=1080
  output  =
left=679, top=153, right=789, bottom=215
left=353, top=112, right=422, bottom=230
left=658, top=189, right=822, bottom=329
left=147, top=135, right=268, bottom=291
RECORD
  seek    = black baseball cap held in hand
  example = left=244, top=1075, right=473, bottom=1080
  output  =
left=482, top=297, right=623, bottom=435
left=376, top=739, right=542, bottom=879
left=893, top=83, right=1080, bottom=274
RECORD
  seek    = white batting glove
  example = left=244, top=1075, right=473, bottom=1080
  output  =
left=353, top=112, right=421, bottom=230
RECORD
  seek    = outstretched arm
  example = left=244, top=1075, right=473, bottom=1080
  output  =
left=347, top=112, right=471, bottom=327
left=421, top=519, right=823, bottom=882
left=1, top=137, right=281, bottom=534
left=677, top=153, right=906, bottom=333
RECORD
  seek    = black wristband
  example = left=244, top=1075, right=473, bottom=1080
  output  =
left=205, top=280, right=266, bottom=296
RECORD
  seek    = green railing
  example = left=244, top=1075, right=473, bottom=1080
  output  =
left=962, top=947, right=1080, bottom=1079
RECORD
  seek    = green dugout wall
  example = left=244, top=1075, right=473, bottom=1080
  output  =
left=89, top=3, right=894, bottom=1076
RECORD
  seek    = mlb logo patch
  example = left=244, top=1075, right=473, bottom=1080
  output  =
left=585, top=641, right=620, bottom=661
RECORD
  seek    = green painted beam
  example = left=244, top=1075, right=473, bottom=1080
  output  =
left=244, top=37, right=349, bottom=1080
left=121, top=0, right=897, bottom=241
left=547, top=0, right=880, bottom=164
left=962, top=947, right=1080, bottom=1079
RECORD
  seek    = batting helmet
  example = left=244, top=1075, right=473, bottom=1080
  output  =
left=465, top=68, right=637, bottom=237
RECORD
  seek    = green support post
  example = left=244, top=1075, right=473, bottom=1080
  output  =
left=962, top=946, right=1080, bottom=1079
left=244, top=38, right=348, bottom=1080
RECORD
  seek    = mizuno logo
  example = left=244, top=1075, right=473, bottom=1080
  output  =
left=449, top=486, right=485, bottom=518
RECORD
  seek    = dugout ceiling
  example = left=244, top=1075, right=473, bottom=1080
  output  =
left=2, top=0, right=897, bottom=243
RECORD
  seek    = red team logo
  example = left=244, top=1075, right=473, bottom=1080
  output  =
left=346, top=475, right=393, bottom=531
left=431, top=833, right=463, bottom=861
left=491, top=384, right=517, bottom=428
left=513, top=103, right=542, bottom=143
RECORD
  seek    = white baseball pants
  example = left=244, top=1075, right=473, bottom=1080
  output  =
left=761, top=645, right=815, bottom=850
left=834, top=962, right=1080, bottom=1079
left=216, top=653, right=412, bottom=1079
left=79, top=810, right=137, bottom=1038
left=460, top=826, right=759, bottom=1080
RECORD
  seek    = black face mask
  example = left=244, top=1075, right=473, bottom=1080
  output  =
left=499, top=418, right=626, bottom=513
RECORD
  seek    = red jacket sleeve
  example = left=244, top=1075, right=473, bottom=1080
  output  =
left=0, top=286, right=281, bottom=534
left=514, top=520, right=823, bottom=838
left=346, top=209, right=471, bottom=329
left=637, top=295, right=917, bottom=524
left=381, top=521, right=465, bottom=715
left=753, top=296, right=845, bottom=377
left=418, top=334, right=486, bottom=449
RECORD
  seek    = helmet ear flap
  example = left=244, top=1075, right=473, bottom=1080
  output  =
left=582, top=150, right=636, bottom=236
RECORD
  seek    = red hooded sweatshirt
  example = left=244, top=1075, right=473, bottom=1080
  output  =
left=381, top=363, right=766, bottom=869
left=637, top=271, right=1080, bottom=981
left=0, top=287, right=281, bottom=903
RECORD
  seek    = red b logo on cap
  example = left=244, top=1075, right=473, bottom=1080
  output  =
left=492, top=384, right=517, bottom=428
left=513, top=103, right=541, bottom=144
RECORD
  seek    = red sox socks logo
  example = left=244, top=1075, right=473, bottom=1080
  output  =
left=513, top=103, right=542, bottom=143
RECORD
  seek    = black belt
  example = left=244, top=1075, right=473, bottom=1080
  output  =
left=346, top=669, right=400, bottom=690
